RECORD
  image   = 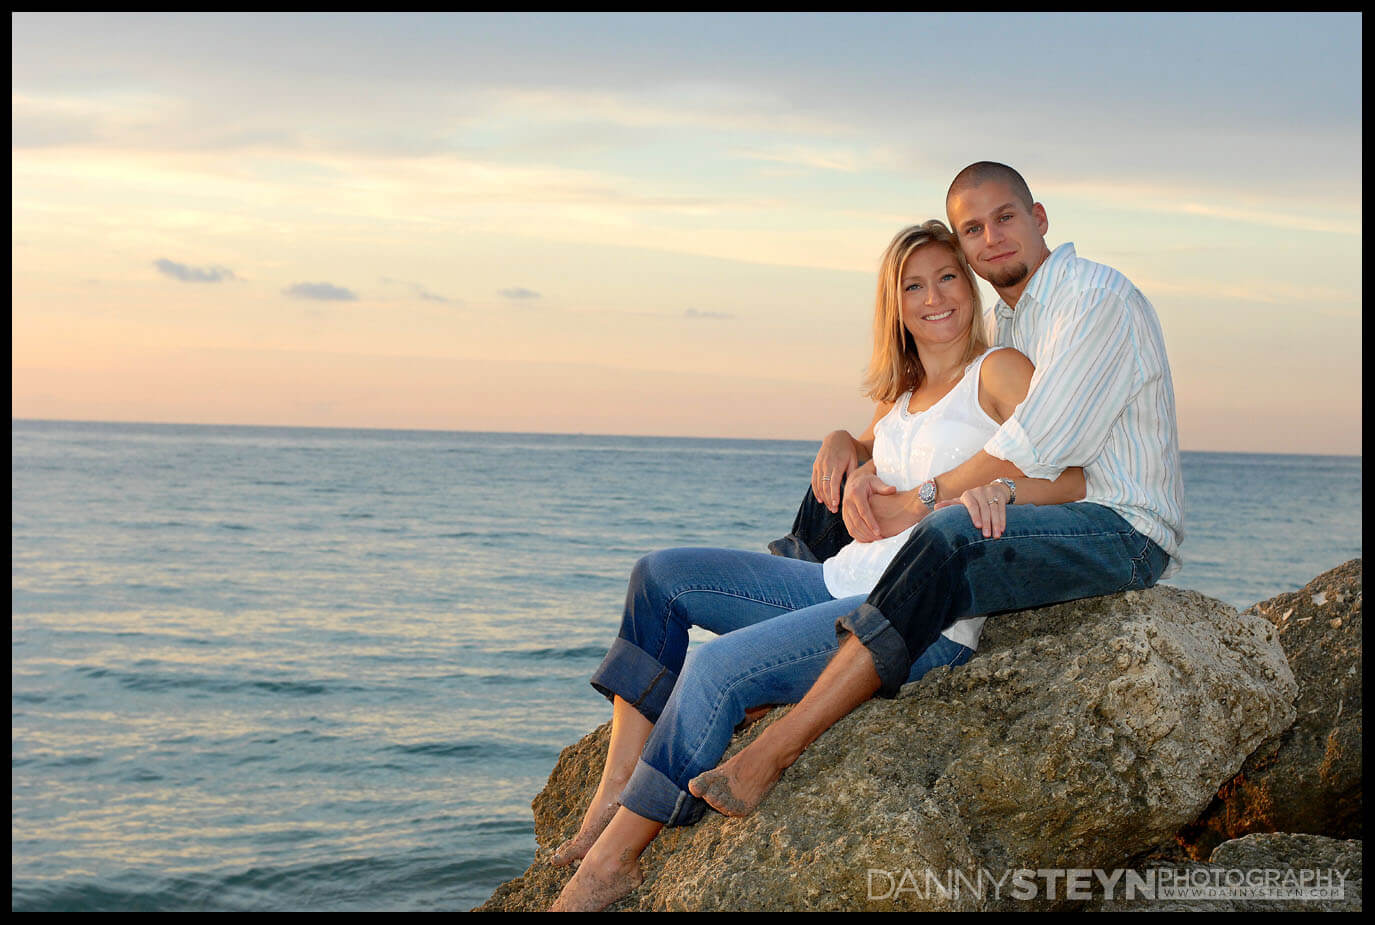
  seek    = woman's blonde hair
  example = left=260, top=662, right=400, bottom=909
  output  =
left=862, top=220, right=987, bottom=402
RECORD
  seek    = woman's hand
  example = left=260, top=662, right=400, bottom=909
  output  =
left=934, top=480, right=1014, bottom=539
left=812, top=430, right=862, bottom=513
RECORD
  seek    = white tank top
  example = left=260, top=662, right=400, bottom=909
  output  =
left=822, top=348, right=1006, bottom=651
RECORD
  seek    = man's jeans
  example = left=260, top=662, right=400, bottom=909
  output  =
left=588, top=547, right=973, bottom=826
left=769, top=490, right=1169, bottom=695
left=767, top=483, right=853, bottom=563
left=838, top=501, right=1171, bottom=697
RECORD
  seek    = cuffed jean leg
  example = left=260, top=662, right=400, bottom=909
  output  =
left=620, top=597, right=975, bottom=826
left=619, top=594, right=867, bottom=826
left=589, top=547, right=836, bottom=723
left=838, top=502, right=1171, bottom=698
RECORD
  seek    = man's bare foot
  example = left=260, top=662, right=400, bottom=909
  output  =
left=687, top=744, right=784, bottom=817
left=549, top=846, right=644, bottom=911
left=550, top=799, right=620, bottom=868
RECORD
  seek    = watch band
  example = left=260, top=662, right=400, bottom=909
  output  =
left=994, top=477, right=1016, bottom=505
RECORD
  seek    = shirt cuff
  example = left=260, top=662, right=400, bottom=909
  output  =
left=983, top=416, right=1065, bottom=481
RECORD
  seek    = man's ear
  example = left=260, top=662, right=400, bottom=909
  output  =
left=1032, top=202, right=1049, bottom=236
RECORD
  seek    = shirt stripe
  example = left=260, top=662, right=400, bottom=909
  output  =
left=983, top=243, right=1185, bottom=576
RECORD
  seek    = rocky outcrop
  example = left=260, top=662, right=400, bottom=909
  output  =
left=1095, top=833, right=1362, bottom=911
left=480, top=584, right=1297, bottom=911
left=1177, top=560, right=1362, bottom=859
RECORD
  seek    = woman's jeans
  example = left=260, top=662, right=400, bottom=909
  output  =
left=588, top=547, right=973, bottom=827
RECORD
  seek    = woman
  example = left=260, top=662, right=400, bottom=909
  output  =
left=551, top=220, right=1085, bottom=911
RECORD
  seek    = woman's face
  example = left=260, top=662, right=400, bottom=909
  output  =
left=899, top=243, right=975, bottom=351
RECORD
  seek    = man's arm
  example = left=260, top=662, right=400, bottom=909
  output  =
left=854, top=289, right=1138, bottom=539
left=859, top=450, right=1063, bottom=540
left=980, top=286, right=1137, bottom=480
left=850, top=452, right=1024, bottom=541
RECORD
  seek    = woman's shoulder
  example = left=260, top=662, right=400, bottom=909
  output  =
left=977, top=346, right=1032, bottom=381
left=975, top=347, right=1034, bottom=413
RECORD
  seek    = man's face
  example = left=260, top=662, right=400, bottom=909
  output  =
left=946, top=180, right=1050, bottom=301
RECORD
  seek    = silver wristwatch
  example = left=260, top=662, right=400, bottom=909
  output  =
left=993, top=477, right=1016, bottom=504
left=918, top=478, right=938, bottom=512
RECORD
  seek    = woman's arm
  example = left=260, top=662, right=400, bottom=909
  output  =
left=845, top=351, right=1092, bottom=542
left=939, top=349, right=1087, bottom=537
left=812, top=400, right=895, bottom=513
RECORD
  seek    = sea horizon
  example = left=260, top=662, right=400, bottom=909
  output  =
left=11, top=417, right=1363, bottom=460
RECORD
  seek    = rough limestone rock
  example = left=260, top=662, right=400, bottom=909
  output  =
left=479, top=585, right=1297, bottom=911
left=1178, top=559, right=1362, bottom=860
left=1095, top=833, right=1362, bottom=912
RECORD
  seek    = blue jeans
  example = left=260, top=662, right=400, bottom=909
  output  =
left=589, top=547, right=973, bottom=826
left=840, top=501, right=1171, bottom=698
left=766, top=482, right=854, bottom=563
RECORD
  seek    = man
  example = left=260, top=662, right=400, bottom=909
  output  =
left=688, top=161, right=1184, bottom=815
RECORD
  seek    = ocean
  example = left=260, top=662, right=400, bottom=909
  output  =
left=10, top=420, right=1363, bottom=911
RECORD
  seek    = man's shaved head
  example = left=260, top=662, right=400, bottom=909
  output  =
left=944, top=161, right=1051, bottom=302
left=946, top=162, right=1035, bottom=212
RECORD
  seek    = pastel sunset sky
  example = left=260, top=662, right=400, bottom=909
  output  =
left=12, top=12, right=1362, bottom=453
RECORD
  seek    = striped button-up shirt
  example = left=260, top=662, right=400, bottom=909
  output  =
left=983, top=243, right=1184, bottom=576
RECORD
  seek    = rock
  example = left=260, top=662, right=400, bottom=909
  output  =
left=1209, top=833, right=1361, bottom=910
left=1177, top=559, right=1362, bottom=859
left=1094, top=833, right=1362, bottom=911
left=478, top=585, right=1297, bottom=911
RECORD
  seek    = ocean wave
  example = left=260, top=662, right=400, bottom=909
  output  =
left=383, top=740, right=553, bottom=765
left=71, top=665, right=371, bottom=698
left=486, top=644, right=610, bottom=661
left=13, top=880, right=181, bottom=913
left=13, top=854, right=447, bottom=911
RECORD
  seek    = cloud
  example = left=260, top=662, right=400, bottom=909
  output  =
left=499, top=287, right=541, bottom=300
left=381, top=276, right=459, bottom=304
left=284, top=282, right=358, bottom=301
left=154, top=258, right=236, bottom=283
left=732, top=144, right=874, bottom=173
left=685, top=308, right=733, bottom=320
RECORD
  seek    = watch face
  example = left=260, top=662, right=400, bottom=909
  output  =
left=920, top=480, right=936, bottom=504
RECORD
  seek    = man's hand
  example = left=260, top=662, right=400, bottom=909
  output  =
left=811, top=430, right=861, bottom=513
left=868, top=487, right=922, bottom=540
left=842, top=470, right=921, bottom=542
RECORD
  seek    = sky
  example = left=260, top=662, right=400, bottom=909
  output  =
left=11, top=12, right=1363, bottom=454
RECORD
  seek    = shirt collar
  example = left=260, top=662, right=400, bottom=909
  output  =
left=993, top=242, right=1077, bottom=321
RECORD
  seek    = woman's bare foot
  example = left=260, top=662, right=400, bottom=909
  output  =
left=687, top=742, right=784, bottom=817
left=550, top=838, right=646, bottom=911
left=550, top=799, right=621, bottom=868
